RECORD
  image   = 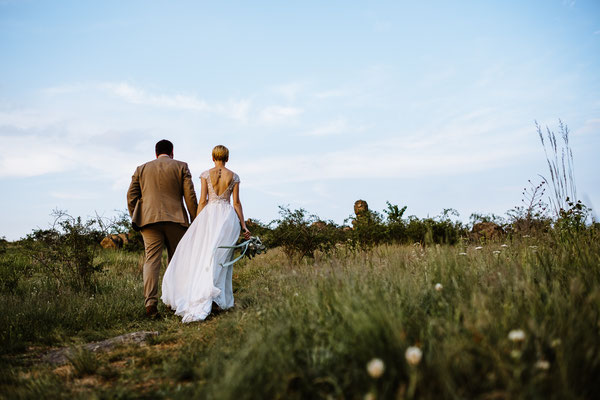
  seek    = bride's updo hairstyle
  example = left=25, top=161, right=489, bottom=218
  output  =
left=212, top=145, right=229, bottom=162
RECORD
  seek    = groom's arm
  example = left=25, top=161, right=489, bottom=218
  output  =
left=127, top=168, right=141, bottom=217
left=182, top=163, right=198, bottom=222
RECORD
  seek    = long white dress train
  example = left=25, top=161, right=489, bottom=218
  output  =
left=161, top=170, right=241, bottom=323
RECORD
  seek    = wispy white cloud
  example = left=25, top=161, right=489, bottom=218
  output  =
left=103, top=82, right=211, bottom=111
left=304, top=117, right=352, bottom=136
left=314, top=89, right=350, bottom=99
left=271, top=82, right=305, bottom=101
left=0, top=139, right=73, bottom=178
left=50, top=191, right=96, bottom=200
left=239, top=117, right=535, bottom=189
left=0, top=109, right=65, bottom=130
left=578, top=118, right=600, bottom=136
left=258, top=105, right=303, bottom=124
left=102, top=82, right=251, bottom=122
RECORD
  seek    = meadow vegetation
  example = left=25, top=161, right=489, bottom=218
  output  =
left=1, top=120, right=598, bottom=398
left=1, top=207, right=598, bottom=399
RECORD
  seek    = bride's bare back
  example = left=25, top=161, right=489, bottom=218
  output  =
left=196, top=145, right=250, bottom=239
left=209, top=167, right=235, bottom=197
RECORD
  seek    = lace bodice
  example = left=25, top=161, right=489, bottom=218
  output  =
left=201, top=170, right=240, bottom=204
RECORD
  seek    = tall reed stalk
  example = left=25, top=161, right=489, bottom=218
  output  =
left=536, top=119, right=577, bottom=217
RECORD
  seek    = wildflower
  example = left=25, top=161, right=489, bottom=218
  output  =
left=501, top=244, right=508, bottom=248
left=475, top=246, right=483, bottom=250
left=459, top=252, right=467, bottom=256
left=535, top=360, right=550, bottom=370
left=435, top=283, right=443, bottom=291
left=510, top=349, right=522, bottom=359
left=364, top=392, right=376, bottom=400
left=529, top=245, right=538, bottom=249
left=493, top=250, right=501, bottom=255
left=523, top=235, right=531, bottom=238
left=508, top=329, right=526, bottom=342
left=551, top=339, right=561, bottom=348
left=405, top=346, right=422, bottom=366
left=366, top=358, right=385, bottom=378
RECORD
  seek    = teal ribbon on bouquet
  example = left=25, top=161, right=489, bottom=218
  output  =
left=217, top=236, right=266, bottom=268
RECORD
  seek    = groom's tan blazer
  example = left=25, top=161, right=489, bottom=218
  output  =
left=127, top=155, right=198, bottom=230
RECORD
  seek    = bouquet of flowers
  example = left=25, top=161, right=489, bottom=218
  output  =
left=218, top=236, right=267, bottom=268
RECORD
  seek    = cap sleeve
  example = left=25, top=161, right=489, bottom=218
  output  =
left=233, top=173, right=240, bottom=184
left=200, top=170, right=209, bottom=180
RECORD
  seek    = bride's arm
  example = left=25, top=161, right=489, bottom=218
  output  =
left=196, top=177, right=209, bottom=216
left=232, top=183, right=250, bottom=239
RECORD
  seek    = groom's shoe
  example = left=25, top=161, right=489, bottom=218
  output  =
left=145, top=304, right=160, bottom=319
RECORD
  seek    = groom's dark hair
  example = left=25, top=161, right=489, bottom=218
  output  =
left=155, top=139, right=173, bottom=156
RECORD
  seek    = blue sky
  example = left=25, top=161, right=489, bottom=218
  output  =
left=1, top=0, right=599, bottom=240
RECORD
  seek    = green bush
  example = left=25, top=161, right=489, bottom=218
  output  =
left=22, top=210, right=106, bottom=291
left=245, top=218, right=274, bottom=244
left=109, top=211, right=145, bottom=252
left=0, top=243, right=33, bottom=294
left=269, top=206, right=343, bottom=261
left=347, top=208, right=387, bottom=250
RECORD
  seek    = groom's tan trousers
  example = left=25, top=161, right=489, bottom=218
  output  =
left=140, top=222, right=187, bottom=308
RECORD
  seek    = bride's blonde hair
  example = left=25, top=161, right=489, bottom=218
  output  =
left=212, top=145, right=229, bottom=162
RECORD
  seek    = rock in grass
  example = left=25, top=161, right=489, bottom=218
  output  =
left=43, top=331, right=159, bottom=365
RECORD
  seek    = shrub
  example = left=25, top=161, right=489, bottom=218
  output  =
left=269, top=207, right=342, bottom=261
left=0, top=242, right=33, bottom=294
left=245, top=218, right=274, bottom=244
left=384, top=201, right=408, bottom=244
left=108, top=211, right=144, bottom=252
left=22, top=210, right=106, bottom=291
left=346, top=208, right=387, bottom=250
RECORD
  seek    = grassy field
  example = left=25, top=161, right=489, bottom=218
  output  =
left=1, top=231, right=599, bottom=399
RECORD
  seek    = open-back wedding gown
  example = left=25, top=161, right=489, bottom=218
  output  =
left=161, top=170, right=241, bottom=323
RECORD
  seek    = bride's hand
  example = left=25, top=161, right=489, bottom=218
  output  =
left=242, top=228, right=251, bottom=240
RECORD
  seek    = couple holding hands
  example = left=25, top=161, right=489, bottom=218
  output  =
left=127, top=140, right=250, bottom=323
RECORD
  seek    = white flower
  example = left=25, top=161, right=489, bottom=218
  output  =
left=529, top=245, right=538, bottom=249
left=492, top=250, right=501, bottom=255
left=535, top=360, right=550, bottom=370
left=523, top=235, right=531, bottom=238
left=405, top=346, right=422, bottom=366
left=435, top=283, right=443, bottom=291
left=366, top=358, right=385, bottom=378
left=508, top=329, right=526, bottom=342
left=501, top=244, right=509, bottom=248
left=475, top=246, right=483, bottom=250
left=459, top=252, right=467, bottom=256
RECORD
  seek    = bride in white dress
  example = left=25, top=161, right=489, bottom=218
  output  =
left=161, top=145, right=251, bottom=323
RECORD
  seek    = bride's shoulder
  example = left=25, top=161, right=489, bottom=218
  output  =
left=200, top=170, right=210, bottom=179
left=230, top=170, right=240, bottom=183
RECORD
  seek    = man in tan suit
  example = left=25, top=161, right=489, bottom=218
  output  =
left=127, top=139, right=198, bottom=318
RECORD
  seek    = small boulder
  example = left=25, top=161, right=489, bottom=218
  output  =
left=311, top=221, right=327, bottom=231
left=471, top=222, right=504, bottom=240
left=352, top=200, right=370, bottom=229
left=101, top=233, right=132, bottom=249
left=354, top=200, right=369, bottom=217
